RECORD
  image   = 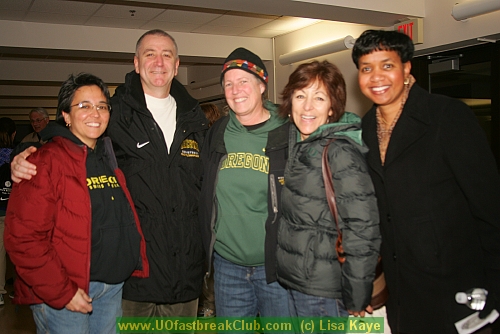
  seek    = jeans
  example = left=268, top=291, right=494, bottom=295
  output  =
left=288, top=288, right=348, bottom=317
left=214, top=252, right=290, bottom=322
left=31, top=281, right=123, bottom=334
left=288, top=289, right=348, bottom=334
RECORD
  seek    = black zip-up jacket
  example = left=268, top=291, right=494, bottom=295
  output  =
left=108, top=70, right=208, bottom=303
left=199, top=116, right=289, bottom=283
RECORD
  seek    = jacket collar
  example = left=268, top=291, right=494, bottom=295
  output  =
left=207, top=114, right=290, bottom=156
left=117, top=71, right=202, bottom=125
left=364, top=83, right=431, bottom=173
left=207, top=116, right=229, bottom=154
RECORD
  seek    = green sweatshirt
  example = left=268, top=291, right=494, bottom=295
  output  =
left=214, top=102, right=287, bottom=266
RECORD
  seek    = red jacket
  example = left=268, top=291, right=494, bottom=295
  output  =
left=4, top=136, right=149, bottom=309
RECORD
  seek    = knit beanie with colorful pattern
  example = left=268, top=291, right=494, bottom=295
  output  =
left=220, top=47, right=268, bottom=86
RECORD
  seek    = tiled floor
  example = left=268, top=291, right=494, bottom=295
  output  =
left=0, top=257, right=36, bottom=334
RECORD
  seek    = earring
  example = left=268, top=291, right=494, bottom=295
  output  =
left=404, top=77, right=410, bottom=85
left=66, top=123, right=71, bottom=127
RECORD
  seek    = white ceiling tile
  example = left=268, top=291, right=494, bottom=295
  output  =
left=0, top=0, right=32, bottom=11
left=208, top=15, right=273, bottom=28
left=30, top=0, right=102, bottom=15
left=0, top=11, right=27, bottom=21
left=140, top=21, right=200, bottom=32
left=93, top=4, right=164, bottom=20
left=192, top=25, right=249, bottom=36
left=85, top=16, right=147, bottom=29
left=240, top=29, right=287, bottom=38
left=24, top=12, right=89, bottom=25
left=261, top=17, right=319, bottom=30
left=154, top=10, right=221, bottom=24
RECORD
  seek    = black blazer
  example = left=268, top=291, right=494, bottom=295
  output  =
left=362, top=84, right=500, bottom=334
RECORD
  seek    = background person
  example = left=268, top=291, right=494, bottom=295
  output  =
left=21, top=107, right=50, bottom=144
left=4, top=73, right=148, bottom=334
left=352, top=29, right=500, bottom=333
left=201, top=103, right=221, bottom=128
left=0, top=117, right=16, bottom=306
left=276, top=60, right=380, bottom=318
left=10, top=30, right=208, bottom=319
left=199, top=47, right=290, bottom=327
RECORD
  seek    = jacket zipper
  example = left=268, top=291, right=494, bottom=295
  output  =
left=269, top=174, right=279, bottom=221
left=83, top=145, right=91, bottom=294
left=206, top=153, right=227, bottom=281
left=266, top=141, right=286, bottom=224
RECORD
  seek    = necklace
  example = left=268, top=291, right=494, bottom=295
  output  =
left=376, top=76, right=413, bottom=164
left=379, top=116, right=389, bottom=125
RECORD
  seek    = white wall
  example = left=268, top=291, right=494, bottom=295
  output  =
left=0, top=19, right=273, bottom=103
left=418, top=0, right=500, bottom=53
left=273, top=0, right=500, bottom=116
left=0, top=20, right=273, bottom=60
left=274, top=21, right=377, bottom=116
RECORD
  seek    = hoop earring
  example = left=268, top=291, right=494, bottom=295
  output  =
left=404, top=77, right=410, bottom=85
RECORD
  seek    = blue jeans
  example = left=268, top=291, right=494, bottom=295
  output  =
left=31, top=281, right=123, bottom=334
left=214, top=252, right=290, bottom=320
left=288, top=289, right=348, bottom=334
left=288, top=288, right=349, bottom=317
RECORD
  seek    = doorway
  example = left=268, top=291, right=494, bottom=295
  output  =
left=412, top=42, right=500, bottom=168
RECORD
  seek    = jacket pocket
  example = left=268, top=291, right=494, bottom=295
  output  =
left=303, top=234, right=316, bottom=279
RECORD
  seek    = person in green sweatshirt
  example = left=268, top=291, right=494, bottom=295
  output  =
left=199, top=48, right=290, bottom=328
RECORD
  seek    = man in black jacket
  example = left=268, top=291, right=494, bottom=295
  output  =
left=11, top=29, right=208, bottom=318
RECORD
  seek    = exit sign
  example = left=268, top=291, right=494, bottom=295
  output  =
left=395, top=18, right=423, bottom=44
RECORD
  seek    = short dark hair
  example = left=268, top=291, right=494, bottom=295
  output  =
left=279, top=60, right=346, bottom=124
left=352, top=30, right=414, bottom=69
left=0, top=117, right=16, bottom=148
left=56, top=73, right=110, bottom=126
left=135, top=29, right=178, bottom=58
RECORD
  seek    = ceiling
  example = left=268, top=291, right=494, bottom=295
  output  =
left=0, top=0, right=413, bottom=125
left=0, top=0, right=322, bottom=65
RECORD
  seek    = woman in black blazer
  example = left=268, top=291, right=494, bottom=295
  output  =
left=352, top=29, right=500, bottom=334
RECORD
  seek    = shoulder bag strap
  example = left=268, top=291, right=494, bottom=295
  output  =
left=322, top=138, right=346, bottom=263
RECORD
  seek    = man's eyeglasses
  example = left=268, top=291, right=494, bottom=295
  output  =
left=70, top=102, right=111, bottom=113
left=30, top=117, right=48, bottom=124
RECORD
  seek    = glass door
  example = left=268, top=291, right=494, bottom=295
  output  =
left=412, top=43, right=500, bottom=168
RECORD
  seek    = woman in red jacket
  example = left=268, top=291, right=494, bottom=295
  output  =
left=5, top=73, right=148, bottom=334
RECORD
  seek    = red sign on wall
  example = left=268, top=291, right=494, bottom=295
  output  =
left=395, top=18, right=423, bottom=44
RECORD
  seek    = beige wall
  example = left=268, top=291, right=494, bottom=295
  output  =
left=274, top=21, right=377, bottom=117
left=1, top=0, right=500, bottom=112
left=272, top=0, right=500, bottom=117
left=419, top=0, right=500, bottom=52
left=0, top=19, right=272, bottom=99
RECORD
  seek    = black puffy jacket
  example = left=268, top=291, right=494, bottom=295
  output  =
left=276, top=112, right=381, bottom=311
left=108, top=71, right=208, bottom=303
